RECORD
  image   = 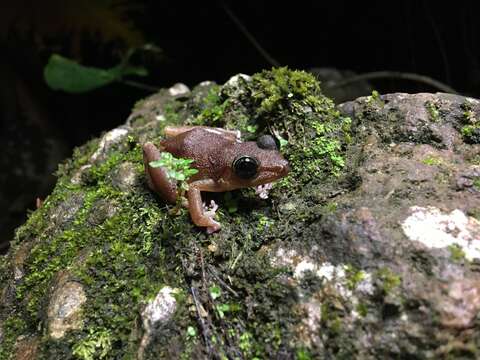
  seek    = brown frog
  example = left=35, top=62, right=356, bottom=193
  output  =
left=143, top=126, right=290, bottom=233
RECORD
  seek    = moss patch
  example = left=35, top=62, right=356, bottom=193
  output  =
left=248, top=67, right=352, bottom=183
left=376, top=267, right=401, bottom=294
left=425, top=100, right=441, bottom=122
left=460, top=99, right=480, bottom=144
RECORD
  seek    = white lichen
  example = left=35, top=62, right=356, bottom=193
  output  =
left=401, top=206, right=480, bottom=260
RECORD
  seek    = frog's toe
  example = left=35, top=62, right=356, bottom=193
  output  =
left=206, top=221, right=221, bottom=234
left=203, top=200, right=219, bottom=218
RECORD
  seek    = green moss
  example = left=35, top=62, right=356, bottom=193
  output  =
left=344, top=265, right=366, bottom=291
left=422, top=156, right=443, bottom=166
left=459, top=99, right=480, bottom=144
left=249, top=67, right=352, bottom=183
left=448, top=244, right=466, bottom=262
left=461, top=98, right=476, bottom=122
left=461, top=125, right=480, bottom=144
left=468, top=208, right=480, bottom=221
left=72, top=328, right=113, bottom=360
left=296, top=348, right=312, bottom=360
left=367, top=90, right=385, bottom=108
left=0, top=316, right=27, bottom=360
left=425, top=100, right=440, bottom=122
left=163, top=100, right=182, bottom=124
left=474, top=179, right=480, bottom=191
left=256, top=213, right=274, bottom=232
left=355, top=303, right=368, bottom=318
left=194, top=86, right=229, bottom=125
left=320, top=302, right=342, bottom=334
left=376, top=267, right=401, bottom=294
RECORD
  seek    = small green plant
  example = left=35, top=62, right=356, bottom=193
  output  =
left=367, top=90, right=384, bottom=107
left=223, top=192, right=238, bottom=213
left=425, top=100, right=440, bottom=122
left=72, top=328, right=112, bottom=360
left=209, top=285, right=221, bottom=300
left=149, top=152, right=198, bottom=194
left=186, top=326, right=197, bottom=338
left=448, top=244, right=466, bottom=262
left=376, top=267, right=401, bottom=294
left=422, top=156, right=443, bottom=166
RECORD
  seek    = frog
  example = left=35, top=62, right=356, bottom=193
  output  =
left=143, top=126, right=290, bottom=233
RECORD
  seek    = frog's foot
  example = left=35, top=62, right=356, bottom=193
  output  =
left=203, top=200, right=219, bottom=218
left=202, top=200, right=220, bottom=234
left=206, top=221, right=221, bottom=234
left=255, top=183, right=273, bottom=199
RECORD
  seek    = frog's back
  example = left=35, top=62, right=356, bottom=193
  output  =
left=161, top=128, right=234, bottom=179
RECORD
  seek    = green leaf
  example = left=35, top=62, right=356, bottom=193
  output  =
left=246, top=125, right=258, bottom=133
left=44, top=54, right=148, bottom=93
left=175, top=173, right=186, bottom=181
left=187, top=326, right=197, bottom=337
left=209, top=285, right=221, bottom=300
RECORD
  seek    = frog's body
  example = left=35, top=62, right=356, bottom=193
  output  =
left=143, top=126, right=289, bottom=233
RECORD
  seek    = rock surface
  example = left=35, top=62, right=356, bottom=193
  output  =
left=0, top=69, right=480, bottom=359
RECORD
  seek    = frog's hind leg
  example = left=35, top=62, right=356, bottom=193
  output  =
left=143, top=142, right=178, bottom=204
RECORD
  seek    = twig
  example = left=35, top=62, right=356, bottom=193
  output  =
left=219, top=0, right=281, bottom=67
left=207, top=265, right=239, bottom=297
left=422, top=0, right=451, bottom=85
left=191, top=286, right=213, bottom=355
left=119, top=79, right=159, bottom=92
left=329, top=70, right=458, bottom=94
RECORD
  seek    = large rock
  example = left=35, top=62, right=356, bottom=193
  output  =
left=0, top=68, right=479, bottom=359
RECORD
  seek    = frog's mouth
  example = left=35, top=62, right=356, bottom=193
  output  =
left=255, top=183, right=273, bottom=199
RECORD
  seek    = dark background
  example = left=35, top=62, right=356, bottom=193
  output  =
left=2, top=0, right=480, bottom=252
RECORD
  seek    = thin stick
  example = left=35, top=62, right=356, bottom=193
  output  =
left=207, top=265, right=239, bottom=297
left=219, top=0, right=281, bottom=67
left=329, top=70, right=458, bottom=94
left=191, top=286, right=213, bottom=354
left=120, top=79, right=159, bottom=92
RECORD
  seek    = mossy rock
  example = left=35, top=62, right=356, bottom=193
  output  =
left=1, top=69, right=480, bottom=360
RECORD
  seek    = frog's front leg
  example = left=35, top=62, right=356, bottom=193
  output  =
left=143, top=142, right=178, bottom=204
left=187, top=179, right=221, bottom=233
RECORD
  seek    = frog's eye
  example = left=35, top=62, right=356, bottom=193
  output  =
left=256, top=135, right=278, bottom=150
left=233, top=156, right=258, bottom=179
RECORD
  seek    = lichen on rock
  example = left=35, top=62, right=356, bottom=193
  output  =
left=1, top=69, right=480, bottom=359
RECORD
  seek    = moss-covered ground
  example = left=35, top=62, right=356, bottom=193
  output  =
left=0, top=68, right=354, bottom=359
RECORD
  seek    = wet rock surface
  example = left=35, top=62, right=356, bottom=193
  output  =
left=1, top=72, right=480, bottom=359
left=47, top=271, right=86, bottom=339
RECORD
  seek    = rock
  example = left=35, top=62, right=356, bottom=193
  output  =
left=47, top=272, right=86, bottom=339
left=1, top=69, right=480, bottom=359
left=110, top=162, right=139, bottom=192
left=168, top=83, right=190, bottom=98
left=138, top=287, right=179, bottom=358
left=13, top=336, right=39, bottom=360
left=90, top=127, right=130, bottom=163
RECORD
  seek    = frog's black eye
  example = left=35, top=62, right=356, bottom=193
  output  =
left=256, top=135, right=278, bottom=150
left=233, top=156, right=259, bottom=179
